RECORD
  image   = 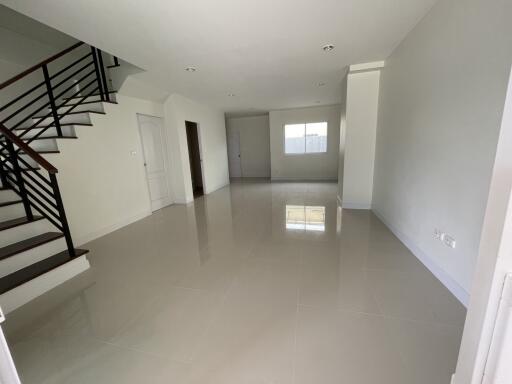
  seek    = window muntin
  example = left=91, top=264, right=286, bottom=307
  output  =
left=284, top=122, right=327, bottom=154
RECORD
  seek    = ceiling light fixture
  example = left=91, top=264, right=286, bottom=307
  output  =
left=228, top=93, right=236, bottom=97
left=318, top=82, right=326, bottom=87
left=322, top=44, right=335, bottom=52
left=185, top=66, right=197, bottom=72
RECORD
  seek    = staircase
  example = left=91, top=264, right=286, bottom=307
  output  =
left=0, top=42, right=121, bottom=313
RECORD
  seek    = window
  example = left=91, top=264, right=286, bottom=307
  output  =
left=286, top=205, right=325, bottom=232
left=284, top=122, right=327, bottom=154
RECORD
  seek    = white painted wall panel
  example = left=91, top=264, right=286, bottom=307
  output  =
left=269, top=105, right=340, bottom=180
left=226, top=115, right=270, bottom=178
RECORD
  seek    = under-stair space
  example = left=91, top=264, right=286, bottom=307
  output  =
left=0, top=41, right=122, bottom=313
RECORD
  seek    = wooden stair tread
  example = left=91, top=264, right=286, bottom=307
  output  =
left=32, top=150, right=59, bottom=154
left=64, top=90, right=117, bottom=101
left=13, top=122, right=93, bottom=131
left=1, top=149, right=60, bottom=155
left=0, top=199, right=21, bottom=208
left=1, top=136, right=76, bottom=142
left=0, top=232, right=64, bottom=261
left=0, top=216, right=43, bottom=232
left=0, top=248, right=89, bottom=294
left=32, top=110, right=106, bottom=119
left=2, top=136, right=77, bottom=141
left=30, top=136, right=77, bottom=140
left=61, top=100, right=117, bottom=107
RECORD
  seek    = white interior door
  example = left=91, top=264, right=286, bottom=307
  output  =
left=227, top=127, right=242, bottom=178
left=137, top=114, right=172, bottom=211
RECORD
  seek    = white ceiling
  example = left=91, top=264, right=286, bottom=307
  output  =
left=0, top=0, right=437, bottom=113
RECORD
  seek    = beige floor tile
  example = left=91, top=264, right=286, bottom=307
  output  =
left=110, top=287, right=224, bottom=361
left=11, top=335, right=191, bottom=384
left=189, top=292, right=296, bottom=384
left=295, top=307, right=413, bottom=384
left=384, top=317, right=464, bottom=384
left=299, top=264, right=381, bottom=314
left=3, top=181, right=465, bottom=384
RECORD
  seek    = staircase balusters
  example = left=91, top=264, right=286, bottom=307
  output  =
left=4, top=141, right=33, bottom=220
left=96, top=49, right=110, bottom=102
left=42, top=64, right=63, bottom=137
left=91, top=47, right=106, bottom=101
left=0, top=41, right=120, bottom=257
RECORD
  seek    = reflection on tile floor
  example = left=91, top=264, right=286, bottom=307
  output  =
left=4, top=181, right=466, bottom=384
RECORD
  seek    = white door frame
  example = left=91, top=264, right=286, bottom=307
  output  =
left=137, top=113, right=172, bottom=212
left=453, top=67, right=512, bottom=384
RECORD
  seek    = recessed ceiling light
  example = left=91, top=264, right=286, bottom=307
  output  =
left=322, top=44, right=335, bottom=52
left=228, top=93, right=235, bottom=97
left=318, top=82, right=326, bottom=87
left=185, top=66, right=197, bottom=72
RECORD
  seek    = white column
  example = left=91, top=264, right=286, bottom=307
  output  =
left=341, top=61, right=384, bottom=209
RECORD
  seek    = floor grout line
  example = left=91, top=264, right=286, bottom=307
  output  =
left=296, top=303, right=463, bottom=328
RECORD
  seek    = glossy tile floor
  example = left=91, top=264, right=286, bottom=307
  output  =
left=4, top=181, right=466, bottom=384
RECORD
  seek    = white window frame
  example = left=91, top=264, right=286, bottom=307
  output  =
left=283, top=122, right=328, bottom=155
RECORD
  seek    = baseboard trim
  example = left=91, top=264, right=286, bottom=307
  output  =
left=173, top=198, right=192, bottom=204
left=205, top=180, right=230, bottom=195
left=75, top=209, right=152, bottom=246
left=342, top=202, right=372, bottom=210
left=372, top=208, right=470, bottom=307
left=271, top=177, right=337, bottom=182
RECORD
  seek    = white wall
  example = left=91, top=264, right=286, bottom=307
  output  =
left=50, top=95, right=164, bottom=245
left=454, top=67, right=512, bottom=384
left=372, top=0, right=512, bottom=303
left=269, top=105, right=341, bottom=181
left=163, top=94, right=229, bottom=203
left=342, top=67, right=381, bottom=209
left=337, top=76, right=348, bottom=202
left=225, top=115, right=270, bottom=178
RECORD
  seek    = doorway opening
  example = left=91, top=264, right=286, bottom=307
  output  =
left=185, top=121, right=204, bottom=198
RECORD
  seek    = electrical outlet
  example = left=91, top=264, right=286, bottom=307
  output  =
left=434, top=229, right=456, bottom=249
left=443, top=235, right=456, bottom=249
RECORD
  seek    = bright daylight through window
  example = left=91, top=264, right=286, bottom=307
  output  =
left=286, top=205, right=326, bottom=232
left=284, top=122, right=327, bottom=154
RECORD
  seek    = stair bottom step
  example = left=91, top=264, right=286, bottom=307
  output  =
left=0, top=248, right=88, bottom=294
left=0, top=251, right=89, bottom=314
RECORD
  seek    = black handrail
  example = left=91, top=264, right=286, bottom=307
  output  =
left=0, top=39, right=118, bottom=259
left=0, top=123, right=57, bottom=173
